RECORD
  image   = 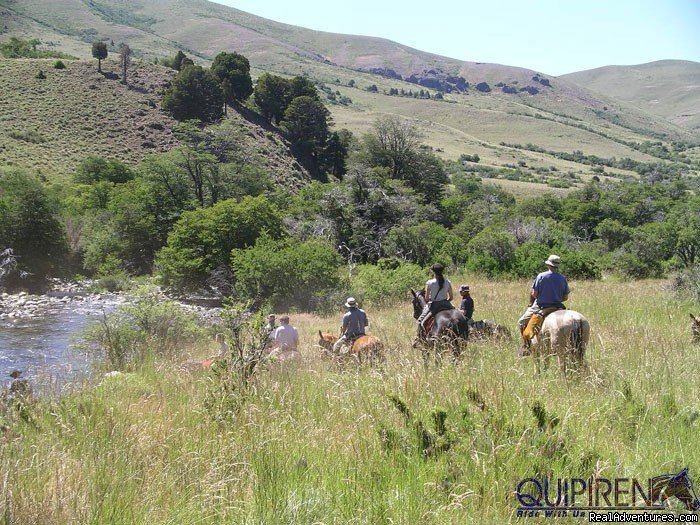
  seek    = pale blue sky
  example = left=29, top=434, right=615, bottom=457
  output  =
left=213, top=0, right=700, bottom=75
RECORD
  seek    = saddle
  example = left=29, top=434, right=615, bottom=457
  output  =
left=523, top=307, right=562, bottom=342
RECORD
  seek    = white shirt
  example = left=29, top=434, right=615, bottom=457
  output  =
left=272, top=324, right=299, bottom=351
left=426, top=277, right=452, bottom=302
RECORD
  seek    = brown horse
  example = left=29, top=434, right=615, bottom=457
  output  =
left=468, top=319, right=512, bottom=341
left=519, top=309, right=590, bottom=371
left=691, top=314, right=700, bottom=344
left=649, top=468, right=700, bottom=510
left=317, top=331, right=384, bottom=364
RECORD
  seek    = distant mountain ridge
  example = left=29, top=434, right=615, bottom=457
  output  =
left=561, top=60, right=700, bottom=131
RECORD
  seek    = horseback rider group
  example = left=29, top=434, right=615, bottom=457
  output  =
left=277, top=254, right=571, bottom=354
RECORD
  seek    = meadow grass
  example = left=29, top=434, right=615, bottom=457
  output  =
left=1, top=277, right=699, bottom=524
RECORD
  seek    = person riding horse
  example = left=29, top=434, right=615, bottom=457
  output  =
left=517, top=254, right=570, bottom=347
left=415, top=263, right=455, bottom=342
left=333, top=297, right=369, bottom=354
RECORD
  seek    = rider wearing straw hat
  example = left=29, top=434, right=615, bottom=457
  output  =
left=333, top=297, right=369, bottom=354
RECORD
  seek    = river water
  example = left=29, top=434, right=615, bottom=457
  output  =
left=0, top=294, right=123, bottom=395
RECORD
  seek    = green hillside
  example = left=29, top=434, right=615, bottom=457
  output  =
left=0, top=57, right=309, bottom=184
left=562, top=60, right=700, bottom=131
left=2, top=0, right=699, bottom=191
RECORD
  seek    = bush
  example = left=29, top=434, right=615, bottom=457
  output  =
left=231, top=236, right=341, bottom=311
left=671, top=265, right=700, bottom=304
left=53, top=60, right=66, bottom=69
left=464, top=228, right=517, bottom=277
left=350, top=259, right=425, bottom=305
left=85, top=287, right=204, bottom=370
left=35, top=70, right=46, bottom=79
left=385, top=222, right=464, bottom=267
left=157, top=196, right=284, bottom=291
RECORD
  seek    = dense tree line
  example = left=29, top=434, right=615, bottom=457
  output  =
left=1, top=46, right=699, bottom=307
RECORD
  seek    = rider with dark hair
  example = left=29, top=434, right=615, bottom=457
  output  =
left=416, top=263, right=455, bottom=339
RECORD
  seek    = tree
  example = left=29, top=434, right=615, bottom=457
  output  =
left=162, top=65, right=224, bottom=122
left=211, top=51, right=253, bottom=108
left=360, top=116, right=447, bottom=203
left=92, top=41, right=108, bottom=72
left=287, top=76, right=319, bottom=102
left=322, top=131, right=348, bottom=178
left=280, top=96, right=330, bottom=175
left=172, top=50, right=187, bottom=71
left=118, top=43, right=132, bottom=85
left=231, top=236, right=341, bottom=311
left=74, top=156, right=134, bottom=185
left=0, top=169, right=68, bottom=290
left=157, top=196, right=284, bottom=290
left=254, top=73, right=289, bottom=124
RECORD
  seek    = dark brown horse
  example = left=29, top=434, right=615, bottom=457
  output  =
left=410, top=289, right=469, bottom=363
left=649, top=467, right=700, bottom=510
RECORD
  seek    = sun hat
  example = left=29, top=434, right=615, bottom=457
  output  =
left=345, top=297, right=357, bottom=308
left=545, top=254, right=561, bottom=267
left=459, top=284, right=470, bottom=293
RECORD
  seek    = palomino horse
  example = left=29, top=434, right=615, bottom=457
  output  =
left=518, top=309, right=590, bottom=370
left=317, top=331, right=384, bottom=365
left=649, top=468, right=700, bottom=510
left=410, top=289, right=469, bottom=362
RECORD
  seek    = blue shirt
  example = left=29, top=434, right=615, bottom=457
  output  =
left=532, top=270, right=570, bottom=308
left=342, top=308, right=368, bottom=338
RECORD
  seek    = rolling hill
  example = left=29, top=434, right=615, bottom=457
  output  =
left=561, top=60, right=700, bottom=131
left=1, top=0, right=698, bottom=191
left=0, top=57, right=309, bottom=184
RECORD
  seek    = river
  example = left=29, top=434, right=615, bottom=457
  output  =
left=0, top=294, right=123, bottom=395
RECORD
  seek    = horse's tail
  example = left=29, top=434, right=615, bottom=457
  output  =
left=569, top=318, right=587, bottom=360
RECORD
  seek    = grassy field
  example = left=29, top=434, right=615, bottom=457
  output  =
left=1, top=277, right=699, bottom=524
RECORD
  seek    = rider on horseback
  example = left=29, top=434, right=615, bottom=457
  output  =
left=333, top=297, right=369, bottom=354
left=517, top=254, right=570, bottom=346
left=416, top=263, right=455, bottom=341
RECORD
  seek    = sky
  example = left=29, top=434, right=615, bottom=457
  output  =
left=213, top=0, right=700, bottom=75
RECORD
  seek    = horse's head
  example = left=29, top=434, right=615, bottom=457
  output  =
left=691, top=314, right=700, bottom=343
left=654, top=468, right=700, bottom=511
left=317, top=331, right=336, bottom=357
left=670, top=468, right=700, bottom=510
left=410, top=288, right=425, bottom=319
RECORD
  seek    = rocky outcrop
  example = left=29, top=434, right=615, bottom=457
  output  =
left=532, top=74, right=552, bottom=87
left=366, top=67, right=403, bottom=80
left=519, top=86, right=540, bottom=95
left=475, top=82, right=491, bottom=93
left=501, top=85, right=518, bottom=94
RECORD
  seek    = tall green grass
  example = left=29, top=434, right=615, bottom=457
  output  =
left=1, top=278, right=699, bottom=524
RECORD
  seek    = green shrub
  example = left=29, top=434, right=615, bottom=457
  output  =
left=385, top=222, right=464, bottom=267
left=8, top=130, right=46, bottom=144
left=350, top=259, right=425, bottom=305
left=53, top=60, right=66, bottom=69
left=157, top=196, right=284, bottom=290
left=231, top=236, right=341, bottom=311
left=464, top=228, right=517, bottom=277
left=35, top=70, right=46, bottom=79
left=85, top=287, right=203, bottom=370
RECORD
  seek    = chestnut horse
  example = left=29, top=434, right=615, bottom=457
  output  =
left=317, top=331, right=384, bottom=364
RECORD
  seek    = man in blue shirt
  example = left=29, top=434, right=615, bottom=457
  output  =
left=517, top=254, right=570, bottom=341
left=333, top=297, right=369, bottom=354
